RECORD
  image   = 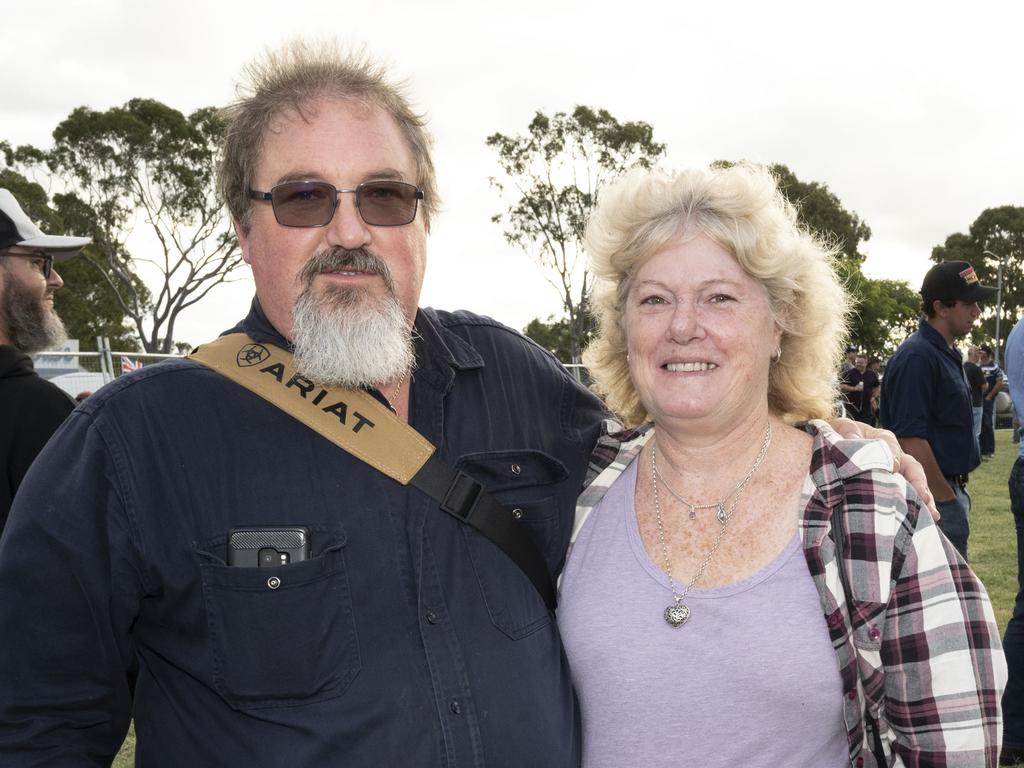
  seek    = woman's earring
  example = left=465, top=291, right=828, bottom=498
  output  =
left=771, top=347, right=782, bottom=364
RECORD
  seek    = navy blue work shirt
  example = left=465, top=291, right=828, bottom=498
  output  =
left=880, top=318, right=979, bottom=475
left=0, top=300, right=607, bottom=767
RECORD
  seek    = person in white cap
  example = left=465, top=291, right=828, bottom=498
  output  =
left=0, top=188, right=90, bottom=531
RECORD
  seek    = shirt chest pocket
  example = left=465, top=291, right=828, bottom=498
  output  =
left=194, top=529, right=360, bottom=710
left=455, top=450, right=569, bottom=639
left=934, top=373, right=971, bottom=424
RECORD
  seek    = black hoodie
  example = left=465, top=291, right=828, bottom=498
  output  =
left=0, top=345, right=74, bottom=531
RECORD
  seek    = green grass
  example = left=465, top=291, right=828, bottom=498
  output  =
left=964, top=429, right=1020, bottom=631
left=967, top=429, right=1022, bottom=766
left=110, top=431, right=1023, bottom=766
left=114, top=725, right=133, bottom=768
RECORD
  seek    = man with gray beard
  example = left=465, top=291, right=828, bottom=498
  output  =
left=0, top=42, right=933, bottom=767
left=0, top=189, right=89, bottom=531
left=290, top=246, right=415, bottom=388
left=0, top=42, right=607, bottom=767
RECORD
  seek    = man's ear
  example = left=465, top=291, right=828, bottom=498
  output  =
left=233, top=218, right=253, bottom=265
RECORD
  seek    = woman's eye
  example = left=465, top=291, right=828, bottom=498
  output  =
left=708, top=294, right=734, bottom=304
left=639, top=295, right=667, bottom=306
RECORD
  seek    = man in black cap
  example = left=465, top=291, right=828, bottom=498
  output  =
left=0, top=188, right=90, bottom=531
left=880, top=260, right=998, bottom=559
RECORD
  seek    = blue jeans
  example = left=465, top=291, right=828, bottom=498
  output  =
left=1003, top=458, right=1024, bottom=747
left=935, top=480, right=970, bottom=561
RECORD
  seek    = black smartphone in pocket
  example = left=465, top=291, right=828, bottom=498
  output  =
left=227, top=526, right=311, bottom=567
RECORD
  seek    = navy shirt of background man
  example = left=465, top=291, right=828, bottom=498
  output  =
left=880, top=260, right=996, bottom=560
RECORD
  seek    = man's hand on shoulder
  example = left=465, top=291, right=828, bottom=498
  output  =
left=825, top=417, right=940, bottom=521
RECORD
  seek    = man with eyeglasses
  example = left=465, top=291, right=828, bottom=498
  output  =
left=880, top=260, right=997, bottom=561
left=0, top=42, right=607, bottom=767
left=0, top=42, right=935, bottom=767
left=0, top=188, right=89, bottom=531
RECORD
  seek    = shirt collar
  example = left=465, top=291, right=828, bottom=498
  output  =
left=801, top=421, right=894, bottom=509
left=919, top=317, right=962, bottom=359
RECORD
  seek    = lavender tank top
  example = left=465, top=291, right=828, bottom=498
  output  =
left=557, top=459, right=849, bottom=768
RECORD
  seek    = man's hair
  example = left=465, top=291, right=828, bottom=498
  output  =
left=219, top=39, right=439, bottom=232
left=584, top=162, right=849, bottom=426
left=980, top=344, right=994, bottom=357
left=922, top=296, right=955, bottom=318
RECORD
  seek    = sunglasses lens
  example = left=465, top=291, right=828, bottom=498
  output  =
left=358, top=182, right=420, bottom=226
left=271, top=182, right=336, bottom=227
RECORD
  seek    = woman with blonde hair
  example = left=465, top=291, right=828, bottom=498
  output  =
left=557, top=163, right=1005, bottom=767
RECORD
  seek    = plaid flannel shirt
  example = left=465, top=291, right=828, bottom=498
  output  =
left=571, top=420, right=1006, bottom=768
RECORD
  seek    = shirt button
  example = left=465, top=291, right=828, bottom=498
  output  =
left=826, top=611, right=843, bottom=628
left=449, top=699, right=462, bottom=715
left=856, top=757, right=864, bottom=767
left=426, top=610, right=438, bottom=624
left=510, top=463, right=521, bottom=475
left=848, top=689, right=857, bottom=700
left=867, top=625, right=880, bottom=641
left=512, top=508, right=524, bottom=520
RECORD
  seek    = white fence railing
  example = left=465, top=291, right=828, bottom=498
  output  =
left=32, top=337, right=182, bottom=398
left=34, top=339, right=592, bottom=398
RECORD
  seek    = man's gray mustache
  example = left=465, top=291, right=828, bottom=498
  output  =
left=298, top=248, right=395, bottom=292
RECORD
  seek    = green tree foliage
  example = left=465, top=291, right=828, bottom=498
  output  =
left=769, top=164, right=873, bottom=262
left=0, top=165, right=136, bottom=350
left=523, top=313, right=597, bottom=363
left=488, top=106, right=665, bottom=363
left=4, top=99, right=243, bottom=352
left=837, top=261, right=921, bottom=356
left=932, top=206, right=1024, bottom=350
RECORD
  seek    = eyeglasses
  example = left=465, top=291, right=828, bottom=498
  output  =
left=1, top=250, right=53, bottom=279
left=249, top=180, right=424, bottom=228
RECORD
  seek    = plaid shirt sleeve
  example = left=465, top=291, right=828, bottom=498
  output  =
left=572, top=419, right=650, bottom=543
left=882, top=489, right=1005, bottom=766
left=805, top=423, right=1007, bottom=767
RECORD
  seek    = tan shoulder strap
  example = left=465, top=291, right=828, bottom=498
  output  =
left=189, top=334, right=434, bottom=484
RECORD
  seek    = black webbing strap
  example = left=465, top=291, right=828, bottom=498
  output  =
left=410, top=453, right=556, bottom=611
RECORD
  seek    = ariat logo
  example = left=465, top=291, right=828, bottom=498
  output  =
left=237, top=343, right=271, bottom=368
left=960, top=266, right=980, bottom=285
left=257, top=361, right=376, bottom=434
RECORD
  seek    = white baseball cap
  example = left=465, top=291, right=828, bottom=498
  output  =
left=0, top=188, right=91, bottom=259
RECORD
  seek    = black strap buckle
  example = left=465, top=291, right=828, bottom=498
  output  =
left=439, top=470, right=484, bottom=521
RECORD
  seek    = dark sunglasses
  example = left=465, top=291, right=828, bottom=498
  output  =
left=249, top=180, right=424, bottom=228
left=1, top=250, right=53, bottom=279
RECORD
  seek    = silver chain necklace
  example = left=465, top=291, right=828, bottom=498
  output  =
left=650, top=421, right=772, bottom=627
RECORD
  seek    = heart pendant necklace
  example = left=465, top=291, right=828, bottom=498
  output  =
left=650, top=421, right=772, bottom=628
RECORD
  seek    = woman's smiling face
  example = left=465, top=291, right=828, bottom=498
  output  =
left=624, top=232, right=781, bottom=430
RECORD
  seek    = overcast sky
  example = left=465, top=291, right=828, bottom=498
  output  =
left=2, top=0, right=1021, bottom=345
